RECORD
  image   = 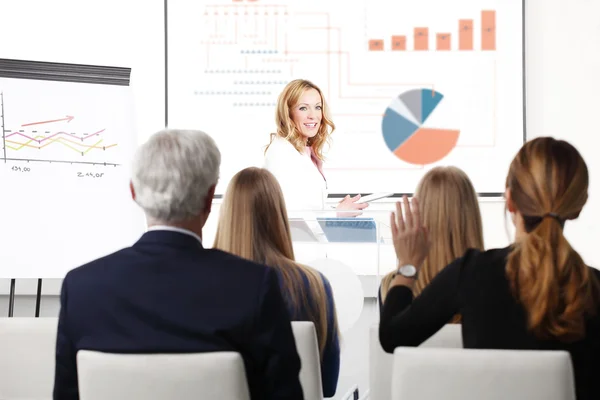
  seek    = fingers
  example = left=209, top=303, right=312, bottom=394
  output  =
left=395, top=201, right=405, bottom=231
left=411, top=196, right=421, bottom=229
left=402, top=195, right=412, bottom=229
left=338, top=195, right=350, bottom=204
left=390, top=211, right=398, bottom=236
left=338, top=194, right=368, bottom=210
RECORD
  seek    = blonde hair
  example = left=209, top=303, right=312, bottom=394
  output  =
left=505, top=137, right=600, bottom=342
left=265, top=79, right=335, bottom=160
left=213, top=167, right=339, bottom=355
left=380, top=167, right=484, bottom=322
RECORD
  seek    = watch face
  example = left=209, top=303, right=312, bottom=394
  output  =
left=399, top=264, right=417, bottom=277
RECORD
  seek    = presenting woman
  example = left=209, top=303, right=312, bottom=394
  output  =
left=264, top=79, right=367, bottom=213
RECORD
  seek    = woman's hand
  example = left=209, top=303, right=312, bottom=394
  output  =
left=336, top=194, right=369, bottom=217
left=390, top=195, right=429, bottom=268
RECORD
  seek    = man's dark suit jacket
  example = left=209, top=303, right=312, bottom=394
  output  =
left=53, top=229, right=304, bottom=400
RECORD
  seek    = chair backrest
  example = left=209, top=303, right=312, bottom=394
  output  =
left=369, top=323, right=462, bottom=400
left=0, top=317, right=58, bottom=399
left=420, top=323, right=462, bottom=347
left=77, top=351, right=251, bottom=400
left=291, top=321, right=323, bottom=400
left=391, top=347, right=576, bottom=400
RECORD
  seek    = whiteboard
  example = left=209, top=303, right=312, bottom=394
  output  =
left=167, top=0, right=524, bottom=195
left=0, top=76, right=142, bottom=279
left=0, top=0, right=165, bottom=278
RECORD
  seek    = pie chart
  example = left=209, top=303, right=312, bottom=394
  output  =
left=381, top=89, right=460, bottom=165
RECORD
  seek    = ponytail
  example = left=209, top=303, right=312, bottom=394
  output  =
left=506, top=216, right=599, bottom=342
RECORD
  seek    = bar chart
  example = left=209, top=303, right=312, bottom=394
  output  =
left=368, top=10, right=496, bottom=52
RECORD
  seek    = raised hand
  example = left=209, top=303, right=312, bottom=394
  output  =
left=390, top=195, right=429, bottom=267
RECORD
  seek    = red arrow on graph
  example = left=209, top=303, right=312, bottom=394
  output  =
left=21, top=115, right=75, bottom=127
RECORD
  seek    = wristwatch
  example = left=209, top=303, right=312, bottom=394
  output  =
left=396, top=264, right=418, bottom=279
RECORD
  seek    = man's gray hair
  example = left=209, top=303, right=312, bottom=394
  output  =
left=131, top=129, right=221, bottom=223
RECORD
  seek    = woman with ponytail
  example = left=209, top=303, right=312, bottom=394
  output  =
left=379, top=137, right=600, bottom=400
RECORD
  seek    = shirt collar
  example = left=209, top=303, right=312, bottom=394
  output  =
left=147, top=225, right=202, bottom=245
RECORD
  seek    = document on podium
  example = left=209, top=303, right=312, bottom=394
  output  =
left=289, top=217, right=378, bottom=243
left=317, top=218, right=378, bottom=243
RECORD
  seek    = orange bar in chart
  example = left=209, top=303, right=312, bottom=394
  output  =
left=436, top=33, right=451, bottom=50
left=391, top=35, right=406, bottom=51
left=369, top=39, right=384, bottom=51
left=414, top=28, right=429, bottom=50
left=482, top=10, right=496, bottom=50
left=459, top=19, right=473, bottom=50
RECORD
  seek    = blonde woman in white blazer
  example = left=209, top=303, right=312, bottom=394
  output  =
left=264, top=79, right=368, bottom=214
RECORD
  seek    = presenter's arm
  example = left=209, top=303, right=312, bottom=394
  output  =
left=253, top=268, right=304, bottom=399
left=321, top=276, right=341, bottom=397
left=53, top=276, right=79, bottom=400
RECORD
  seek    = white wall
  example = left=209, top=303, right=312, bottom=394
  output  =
left=524, top=0, right=600, bottom=269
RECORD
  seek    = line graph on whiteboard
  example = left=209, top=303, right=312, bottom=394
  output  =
left=0, top=92, right=119, bottom=166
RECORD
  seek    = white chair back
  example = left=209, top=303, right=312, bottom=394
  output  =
left=391, top=347, right=576, bottom=400
left=77, top=351, right=251, bottom=400
left=0, top=317, right=58, bottom=399
left=420, top=323, right=462, bottom=347
left=369, top=323, right=462, bottom=400
left=291, top=321, right=323, bottom=400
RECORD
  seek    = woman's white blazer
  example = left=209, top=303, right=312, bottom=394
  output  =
left=264, top=136, right=327, bottom=211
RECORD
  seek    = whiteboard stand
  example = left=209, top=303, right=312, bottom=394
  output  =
left=0, top=59, right=135, bottom=317
left=5, top=279, right=42, bottom=318
left=7, top=279, right=15, bottom=317
left=35, top=279, right=42, bottom=317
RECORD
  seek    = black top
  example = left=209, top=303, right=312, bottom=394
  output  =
left=379, top=247, right=600, bottom=400
left=53, top=230, right=303, bottom=400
